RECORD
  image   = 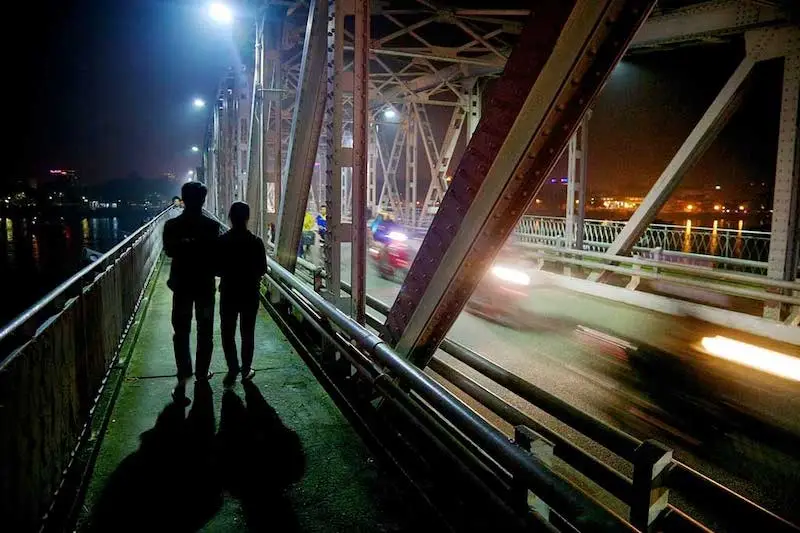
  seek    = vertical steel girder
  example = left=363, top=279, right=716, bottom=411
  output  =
left=383, top=0, right=657, bottom=366
left=263, top=25, right=283, bottom=227
left=601, top=28, right=793, bottom=260
left=275, top=0, right=328, bottom=271
left=565, top=116, right=589, bottom=250
left=405, top=115, right=419, bottom=226
left=245, top=17, right=265, bottom=237
left=368, top=125, right=378, bottom=214
left=765, top=49, right=800, bottom=320
left=323, top=0, right=344, bottom=301
left=351, top=0, right=370, bottom=323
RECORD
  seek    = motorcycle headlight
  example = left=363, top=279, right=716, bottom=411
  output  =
left=388, top=231, right=408, bottom=241
left=490, top=265, right=530, bottom=286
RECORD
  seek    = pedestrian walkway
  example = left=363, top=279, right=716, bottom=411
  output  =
left=76, top=258, right=435, bottom=532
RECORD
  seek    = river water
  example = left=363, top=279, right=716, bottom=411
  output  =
left=0, top=211, right=157, bottom=330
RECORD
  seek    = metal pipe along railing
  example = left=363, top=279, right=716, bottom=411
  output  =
left=264, top=255, right=635, bottom=532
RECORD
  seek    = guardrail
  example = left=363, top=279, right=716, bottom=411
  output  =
left=515, top=241, right=800, bottom=325
left=0, top=206, right=174, bottom=531
left=263, top=257, right=634, bottom=532
left=337, top=284, right=798, bottom=533
left=516, top=215, right=772, bottom=265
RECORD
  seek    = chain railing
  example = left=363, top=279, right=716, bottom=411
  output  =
left=0, top=206, right=174, bottom=531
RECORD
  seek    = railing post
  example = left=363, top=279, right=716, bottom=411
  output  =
left=630, top=439, right=672, bottom=532
left=626, top=263, right=641, bottom=290
left=513, top=425, right=555, bottom=522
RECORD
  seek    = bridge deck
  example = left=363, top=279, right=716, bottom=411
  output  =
left=76, top=257, right=433, bottom=532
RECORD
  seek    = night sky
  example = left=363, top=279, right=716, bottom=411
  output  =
left=7, top=1, right=783, bottom=196
left=10, top=0, right=238, bottom=185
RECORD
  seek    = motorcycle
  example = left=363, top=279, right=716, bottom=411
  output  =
left=369, top=230, right=414, bottom=282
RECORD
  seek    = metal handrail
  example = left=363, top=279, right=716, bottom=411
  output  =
left=512, top=233, right=769, bottom=270
left=264, top=256, right=635, bottom=532
left=520, top=215, right=772, bottom=237
left=0, top=206, right=175, bottom=346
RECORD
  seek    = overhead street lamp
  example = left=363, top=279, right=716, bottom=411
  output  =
left=383, top=107, right=397, bottom=120
left=208, top=3, right=234, bottom=24
left=193, top=98, right=206, bottom=108
left=191, top=146, right=200, bottom=152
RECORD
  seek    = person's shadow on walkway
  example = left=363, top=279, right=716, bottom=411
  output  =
left=217, top=381, right=306, bottom=532
left=85, top=381, right=222, bottom=533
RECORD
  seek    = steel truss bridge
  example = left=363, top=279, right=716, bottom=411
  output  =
left=1, top=1, right=799, bottom=532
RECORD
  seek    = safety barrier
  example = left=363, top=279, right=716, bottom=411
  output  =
left=516, top=215, right=772, bottom=272
left=339, top=285, right=798, bottom=533
left=262, top=258, right=634, bottom=532
left=0, top=206, right=174, bottom=531
left=516, top=241, right=800, bottom=327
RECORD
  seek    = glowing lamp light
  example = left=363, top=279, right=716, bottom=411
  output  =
left=700, top=336, right=800, bottom=382
left=193, top=98, right=206, bottom=108
left=191, top=146, right=200, bottom=152
left=209, top=3, right=234, bottom=24
left=383, top=108, right=396, bottom=119
left=713, top=204, right=721, bottom=211
left=490, top=265, right=530, bottom=286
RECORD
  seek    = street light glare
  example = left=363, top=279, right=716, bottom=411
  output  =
left=209, top=3, right=233, bottom=24
left=383, top=108, right=396, bottom=119
left=188, top=170, right=195, bottom=176
left=191, top=146, right=200, bottom=152
left=193, top=98, right=205, bottom=108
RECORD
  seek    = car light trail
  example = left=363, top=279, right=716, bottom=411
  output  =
left=490, top=265, right=530, bottom=286
left=700, top=335, right=800, bottom=382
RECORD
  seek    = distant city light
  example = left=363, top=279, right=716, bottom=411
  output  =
left=685, top=204, right=694, bottom=212
left=383, top=107, right=396, bottom=119
left=193, top=98, right=206, bottom=108
left=191, top=146, right=200, bottom=152
left=209, top=3, right=234, bottom=24
left=738, top=205, right=745, bottom=211
left=713, top=204, right=721, bottom=211
left=714, top=185, right=721, bottom=190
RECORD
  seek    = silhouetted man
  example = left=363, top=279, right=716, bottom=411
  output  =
left=163, top=182, right=220, bottom=403
left=216, top=202, right=267, bottom=386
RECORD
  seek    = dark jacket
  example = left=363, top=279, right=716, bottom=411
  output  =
left=216, top=228, right=268, bottom=296
left=163, top=211, right=221, bottom=295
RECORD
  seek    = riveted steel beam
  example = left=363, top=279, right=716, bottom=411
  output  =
left=383, top=0, right=657, bottom=366
left=351, top=0, right=370, bottom=323
left=275, top=0, right=329, bottom=272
